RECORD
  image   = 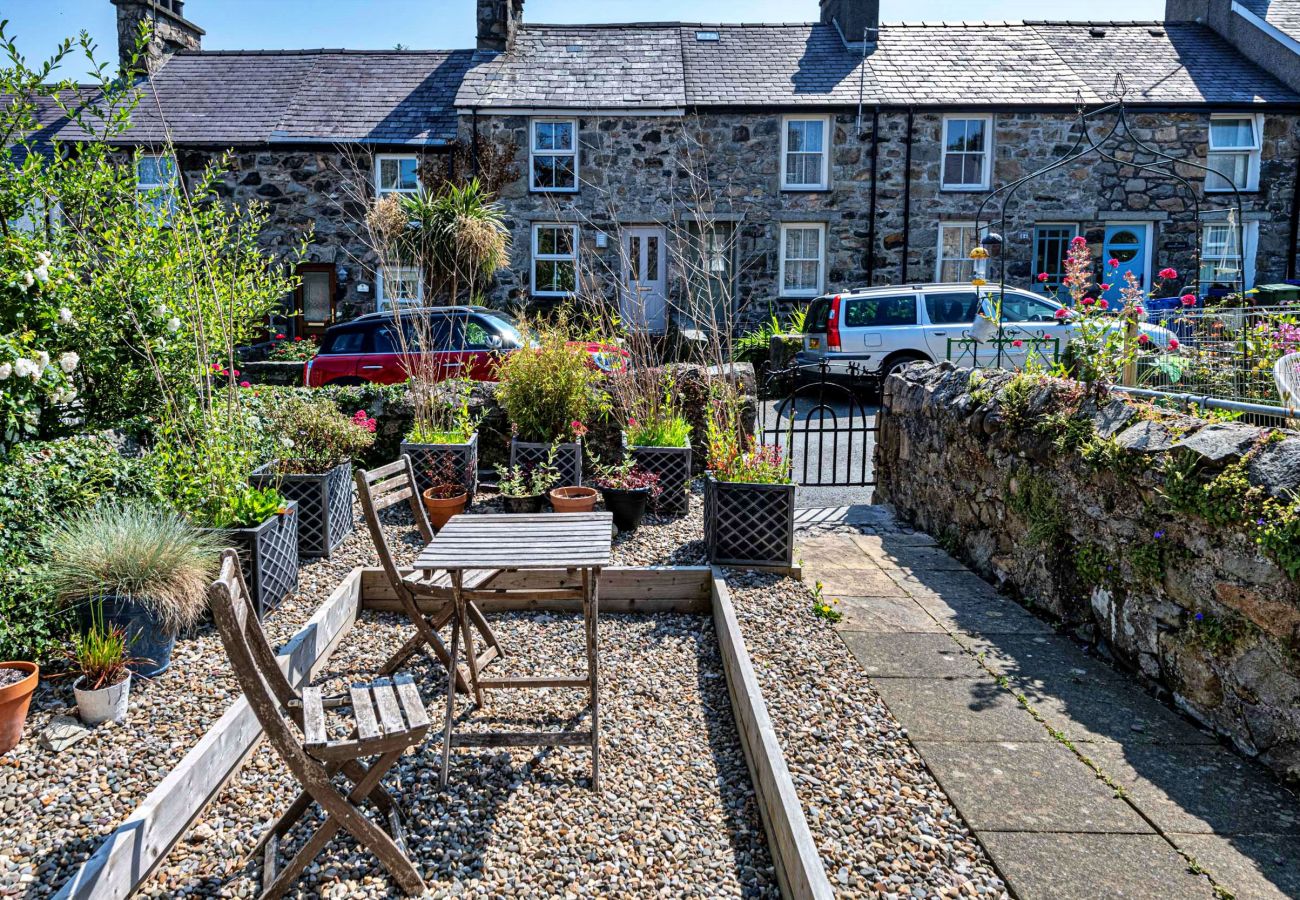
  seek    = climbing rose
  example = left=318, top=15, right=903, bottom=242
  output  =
left=1054, top=307, right=1069, bottom=320
left=1168, top=337, right=1180, bottom=351
left=275, top=332, right=285, bottom=339
left=1011, top=339, right=1024, bottom=348
left=1081, top=296, right=1096, bottom=306
left=1098, top=299, right=1109, bottom=310
left=1071, top=236, right=1087, bottom=247
left=239, top=380, right=251, bottom=388
left=1159, top=267, right=1178, bottom=280
left=1100, top=284, right=1112, bottom=292
left=1180, top=293, right=1197, bottom=306
left=1108, top=258, right=1119, bottom=268
left=1036, top=272, right=1049, bottom=282
left=1138, top=333, right=1151, bottom=345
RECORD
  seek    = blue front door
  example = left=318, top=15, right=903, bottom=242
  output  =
left=1102, top=225, right=1148, bottom=307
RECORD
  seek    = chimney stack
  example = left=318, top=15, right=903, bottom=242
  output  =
left=820, top=0, right=880, bottom=46
left=477, top=0, right=524, bottom=52
left=112, top=0, right=204, bottom=74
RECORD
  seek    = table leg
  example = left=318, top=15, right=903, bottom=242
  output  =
left=586, top=566, right=601, bottom=794
left=458, top=576, right=484, bottom=709
left=438, top=571, right=463, bottom=790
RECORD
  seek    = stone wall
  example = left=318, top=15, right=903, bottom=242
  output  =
left=875, top=362, right=1300, bottom=782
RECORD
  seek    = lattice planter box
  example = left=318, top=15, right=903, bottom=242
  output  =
left=204, top=502, right=299, bottom=619
left=251, top=462, right=353, bottom=558
left=704, top=475, right=796, bottom=568
left=510, top=438, right=582, bottom=486
left=402, top=433, right=479, bottom=505
left=624, top=436, right=692, bottom=515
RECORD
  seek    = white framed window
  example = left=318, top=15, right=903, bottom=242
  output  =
left=375, top=154, right=420, bottom=197
left=530, top=119, right=579, bottom=192
left=780, top=115, right=830, bottom=190
left=1206, top=115, right=1262, bottom=193
left=778, top=223, right=826, bottom=298
left=1199, top=220, right=1259, bottom=294
left=531, top=223, right=579, bottom=296
left=376, top=265, right=423, bottom=310
left=935, top=221, right=989, bottom=282
left=136, top=154, right=177, bottom=216
left=941, top=116, right=992, bottom=190
left=1031, top=223, right=1079, bottom=294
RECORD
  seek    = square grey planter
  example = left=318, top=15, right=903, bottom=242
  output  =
left=251, top=462, right=353, bottom=558
left=704, top=475, right=796, bottom=568
left=510, top=437, right=582, bottom=487
left=204, top=501, right=299, bottom=619
left=402, top=433, right=479, bottom=505
left=623, top=435, right=692, bottom=515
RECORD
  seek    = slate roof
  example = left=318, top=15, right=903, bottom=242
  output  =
left=457, top=20, right=1300, bottom=109
left=20, top=49, right=475, bottom=148
left=1237, top=0, right=1300, bottom=45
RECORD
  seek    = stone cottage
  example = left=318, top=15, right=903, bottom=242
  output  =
left=16, top=0, right=1300, bottom=337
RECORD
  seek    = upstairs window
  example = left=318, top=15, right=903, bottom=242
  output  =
left=531, top=119, right=578, bottom=192
left=377, top=265, right=423, bottom=310
left=781, top=116, right=830, bottom=190
left=532, top=223, right=579, bottom=296
left=778, top=223, right=826, bottom=298
left=136, top=154, right=177, bottom=217
left=1206, top=115, right=1261, bottom=192
left=375, top=154, right=420, bottom=197
left=941, top=116, right=992, bottom=190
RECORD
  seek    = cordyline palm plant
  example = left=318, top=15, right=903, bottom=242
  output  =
left=394, top=177, right=509, bottom=304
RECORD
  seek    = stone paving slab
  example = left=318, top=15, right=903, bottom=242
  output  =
left=833, top=594, right=947, bottom=633
left=870, top=676, right=1050, bottom=742
left=841, top=632, right=987, bottom=678
left=914, top=740, right=1153, bottom=833
left=978, top=832, right=1216, bottom=900
left=847, top=534, right=968, bottom=572
left=1018, top=678, right=1220, bottom=746
left=954, top=632, right=1135, bottom=686
left=892, top=574, right=1056, bottom=635
left=1171, top=833, right=1300, bottom=900
left=1087, top=741, right=1300, bottom=835
left=813, top=566, right=911, bottom=597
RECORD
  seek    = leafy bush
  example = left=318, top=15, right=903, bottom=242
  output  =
left=209, top=485, right=291, bottom=530
left=495, top=323, right=604, bottom=443
left=408, top=378, right=480, bottom=444
left=267, top=335, right=319, bottom=361
left=264, top=393, right=376, bottom=474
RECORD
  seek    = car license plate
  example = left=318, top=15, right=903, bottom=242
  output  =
left=809, top=338, right=820, bottom=349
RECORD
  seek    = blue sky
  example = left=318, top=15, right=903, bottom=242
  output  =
left=11, top=0, right=1166, bottom=64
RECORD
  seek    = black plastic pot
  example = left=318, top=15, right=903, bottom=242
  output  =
left=599, top=487, right=651, bottom=532
left=502, top=494, right=546, bottom=514
left=76, top=595, right=176, bottom=678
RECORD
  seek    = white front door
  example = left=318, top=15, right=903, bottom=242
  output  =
left=621, top=226, right=667, bottom=332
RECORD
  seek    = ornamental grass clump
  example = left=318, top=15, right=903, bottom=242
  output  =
left=704, top=381, right=791, bottom=485
left=409, top=377, right=480, bottom=444
left=265, top=393, right=376, bottom=474
left=43, top=505, right=223, bottom=633
left=66, top=618, right=133, bottom=691
left=613, top=367, right=692, bottom=449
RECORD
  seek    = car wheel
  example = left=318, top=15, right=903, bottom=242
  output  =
left=882, top=353, right=930, bottom=379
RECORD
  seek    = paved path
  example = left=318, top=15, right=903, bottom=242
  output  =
left=797, top=507, right=1300, bottom=900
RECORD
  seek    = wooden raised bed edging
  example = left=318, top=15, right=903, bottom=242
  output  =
left=53, top=568, right=363, bottom=900
left=711, top=567, right=834, bottom=900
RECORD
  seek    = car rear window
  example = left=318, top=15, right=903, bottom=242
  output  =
left=925, top=292, right=979, bottom=325
left=843, top=295, right=917, bottom=327
left=805, top=298, right=832, bottom=334
left=322, top=329, right=365, bottom=354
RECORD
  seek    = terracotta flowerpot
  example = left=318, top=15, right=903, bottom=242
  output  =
left=0, top=662, right=38, bottom=754
left=422, top=488, right=468, bottom=531
left=549, top=486, right=598, bottom=513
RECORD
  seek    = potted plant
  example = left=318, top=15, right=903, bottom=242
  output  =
left=495, top=447, right=562, bottom=514
left=617, top=369, right=693, bottom=515
left=550, top=485, right=599, bottom=513
left=252, top=395, right=376, bottom=558
left=591, top=456, right=661, bottom=533
left=0, top=661, right=39, bottom=754
left=421, top=454, right=473, bottom=530
left=68, top=612, right=135, bottom=726
left=496, top=322, right=607, bottom=487
left=402, top=377, right=482, bottom=503
left=703, top=386, right=796, bottom=567
left=204, top=487, right=299, bottom=619
left=44, top=505, right=223, bottom=677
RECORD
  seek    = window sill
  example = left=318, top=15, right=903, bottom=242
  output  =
left=939, top=185, right=992, bottom=193
left=1205, top=187, right=1260, bottom=194
left=780, top=186, right=832, bottom=193
left=529, top=188, right=580, bottom=195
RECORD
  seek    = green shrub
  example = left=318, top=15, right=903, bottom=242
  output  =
left=263, top=392, right=377, bottom=473
left=495, top=325, right=605, bottom=443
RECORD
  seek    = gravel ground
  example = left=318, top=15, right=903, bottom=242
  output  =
left=725, top=570, right=1009, bottom=899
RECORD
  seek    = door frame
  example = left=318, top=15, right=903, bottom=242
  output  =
left=295, top=262, right=338, bottom=337
left=620, top=225, right=668, bottom=333
left=1102, top=222, right=1152, bottom=304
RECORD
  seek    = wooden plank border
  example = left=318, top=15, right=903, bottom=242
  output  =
left=53, top=568, right=364, bottom=900
left=711, top=567, right=833, bottom=900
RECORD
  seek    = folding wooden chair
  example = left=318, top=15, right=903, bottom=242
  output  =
left=207, top=549, right=428, bottom=899
left=355, top=455, right=503, bottom=693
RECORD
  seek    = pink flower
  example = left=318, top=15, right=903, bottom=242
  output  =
left=275, top=333, right=285, bottom=339
left=1159, top=267, right=1178, bottom=280
left=1168, top=337, right=1180, bottom=351
left=628, top=416, right=638, bottom=427
left=1054, top=307, right=1069, bottom=320
left=232, top=369, right=240, bottom=377
left=1012, top=339, right=1023, bottom=348
left=1100, top=284, right=1112, bottom=292
left=1108, top=258, right=1119, bottom=268
left=1098, top=299, right=1109, bottom=310
left=1180, top=293, right=1197, bottom=307
left=1138, top=333, right=1151, bottom=345
left=1071, top=236, right=1087, bottom=247
left=1036, top=272, right=1049, bottom=283
left=571, top=420, right=589, bottom=439
left=293, top=336, right=303, bottom=342
left=1132, top=305, right=1145, bottom=317
left=1082, top=296, right=1096, bottom=306
left=239, top=380, right=251, bottom=388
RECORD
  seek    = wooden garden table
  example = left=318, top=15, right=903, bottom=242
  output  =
left=413, top=512, right=612, bottom=791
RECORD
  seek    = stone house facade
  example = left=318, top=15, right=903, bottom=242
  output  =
left=20, top=0, right=1300, bottom=337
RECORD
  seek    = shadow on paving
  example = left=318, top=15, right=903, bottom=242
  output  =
left=803, top=521, right=1300, bottom=900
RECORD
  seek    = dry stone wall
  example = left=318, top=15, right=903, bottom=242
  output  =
left=875, top=362, right=1300, bottom=782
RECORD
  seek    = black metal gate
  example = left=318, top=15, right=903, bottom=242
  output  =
left=756, top=361, right=878, bottom=487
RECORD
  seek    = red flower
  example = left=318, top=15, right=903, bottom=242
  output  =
left=275, top=333, right=285, bottom=340
left=293, top=336, right=303, bottom=342
left=1100, top=284, right=1112, bottom=292
left=1081, top=296, right=1096, bottom=306
left=1180, top=293, right=1197, bottom=306
left=1132, top=305, right=1145, bottom=318
left=1159, top=267, right=1178, bottom=280
left=1054, top=307, right=1069, bottom=320
left=1071, top=236, right=1087, bottom=247
left=1108, top=258, right=1119, bottom=268
left=239, top=380, right=251, bottom=388
left=1168, top=337, right=1180, bottom=351
left=1036, top=272, right=1049, bottom=283
left=1138, top=333, right=1151, bottom=345
left=1012, top=339, right=1024, bottom=348
left=1098, top=299, right=1109, bottom=310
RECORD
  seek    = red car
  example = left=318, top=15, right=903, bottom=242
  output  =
left=303, top=306, right=626, bottom=387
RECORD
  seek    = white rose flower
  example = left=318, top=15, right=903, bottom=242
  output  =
left=54, top=387, right=77, bottom=405
left=33, top=265, right=49, bottom=283
left=35, top=250, right=52, bottom=267
left=155, top=304, right=167, bottom=317
left=13, top=358, right=35, bottom=379
left=21, top=272, right=34, bottom=288
left=59, top=351, right=79, bottom=373
left=167, top=317, right=181, bottom=332
left=0, top=363, right=10, bottom=380
left=59, top=307, right=73, bottom=324
left=35, top=350, right=49, bottom=372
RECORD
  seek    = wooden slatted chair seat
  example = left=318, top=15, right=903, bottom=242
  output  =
left=355, top=455, right=504, bottom=690
left=207, top=550, right=426, bottom=899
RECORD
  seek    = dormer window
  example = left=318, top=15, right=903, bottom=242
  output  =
left=375, top=154, right=420, bottom=197
left=780, top=115, right=830, bottom=191
left=530, top=119, right=579, bottom=192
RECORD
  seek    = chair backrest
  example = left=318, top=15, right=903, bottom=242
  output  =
left=355, top=455, right=432, bottom=590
